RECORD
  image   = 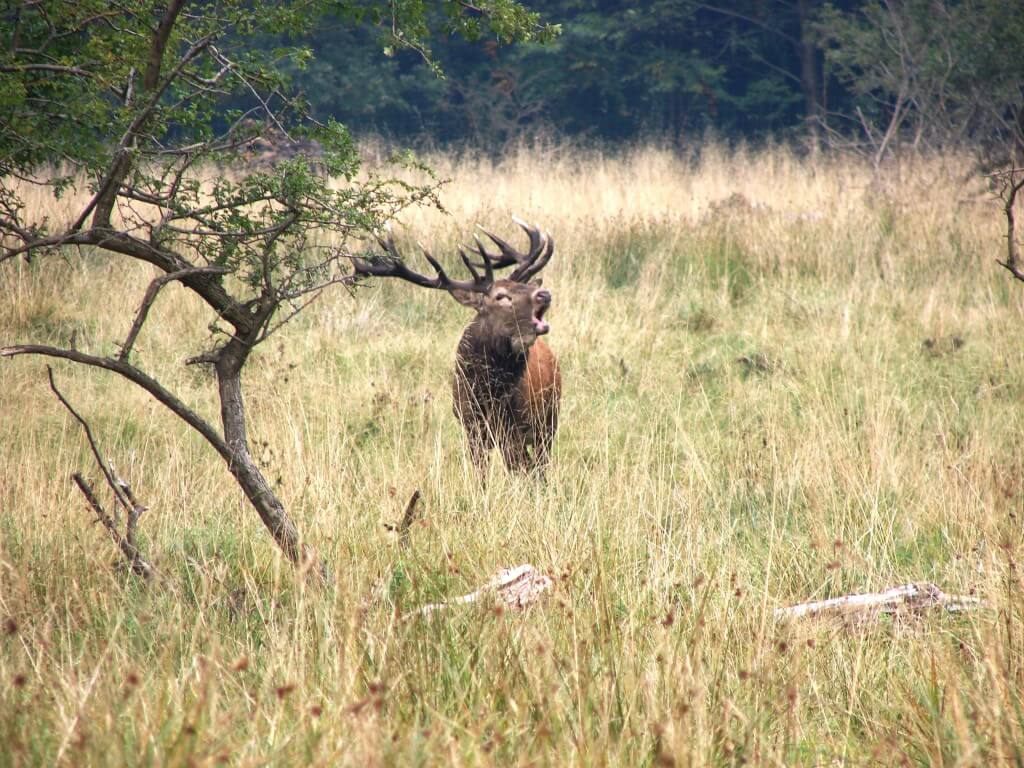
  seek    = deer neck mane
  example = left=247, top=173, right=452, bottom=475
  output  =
left=457, top=318, right=529, bottom=388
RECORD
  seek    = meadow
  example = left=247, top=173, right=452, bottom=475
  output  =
left=2, top=142, right=1024, bottom=766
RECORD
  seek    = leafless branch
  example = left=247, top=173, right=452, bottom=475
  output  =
left=109, top=462, right=148, bottom=549
left=398, top=489, right=421, bottom=547
left=0, top=345, right=230, bottom=459
left=71, top=473, right=155, bottom=579
left=208, top=44, right=294, bottom=140
left=2, top=227, right=255, bottom=332
left=254, top=287, right=330, bottom=345
left=46, top=366, right=134, bottom=513
left=119, top=265, right=231, bottom=360
left=47, top=365, right=156, bottom=579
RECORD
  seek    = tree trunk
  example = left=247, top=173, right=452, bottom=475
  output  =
left=215, top=341, right=331, bottom=582
left=798, top=0, right=822, bottom=147
left=1, top=341, right=333, bottom=582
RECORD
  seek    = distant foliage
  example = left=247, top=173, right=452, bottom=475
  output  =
left=819, top=0, right=1024, bottom=167
left=288, top=0, right=860, bottom=144
left=276, top=0, right=1023, bottom=156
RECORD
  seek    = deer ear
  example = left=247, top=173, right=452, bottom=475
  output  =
left=530, top=278, right=543, bottom=287
left=449, top=289, right=484, bottom=308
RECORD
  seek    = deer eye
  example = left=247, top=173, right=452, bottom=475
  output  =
left=494, top=293, right=512, bottom=304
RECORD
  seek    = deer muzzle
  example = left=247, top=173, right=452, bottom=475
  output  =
left=532, top=289, right=552, bottom=335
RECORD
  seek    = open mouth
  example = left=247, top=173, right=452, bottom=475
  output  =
left=532, top=303, right=550, bottom=335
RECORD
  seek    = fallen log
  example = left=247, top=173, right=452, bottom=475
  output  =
left=775, top=582, right=985, bottom=620
left=410, top=564, right=553, bottom=618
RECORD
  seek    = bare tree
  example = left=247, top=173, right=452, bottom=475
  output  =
left=816, top=0, right=1024, bottom=171
left=991, top=167, right=1024, bottom=282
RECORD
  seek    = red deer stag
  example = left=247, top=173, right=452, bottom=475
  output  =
left=354, top=219, right=560, bottom=476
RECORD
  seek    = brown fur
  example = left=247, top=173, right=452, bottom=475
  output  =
left=451, top=280, right=561, bottom=474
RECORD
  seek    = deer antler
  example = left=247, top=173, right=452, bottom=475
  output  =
left=354, top=218, right=554, bottom=291
left=473, top=216, right=554, bottom=283
left=352, top=233, right=494, bottom=294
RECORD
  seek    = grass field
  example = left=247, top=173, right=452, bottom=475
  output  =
left=3, top=143, right=1024, bottom=765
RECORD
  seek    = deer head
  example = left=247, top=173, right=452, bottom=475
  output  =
left=354, top=217, right=555, bottom=353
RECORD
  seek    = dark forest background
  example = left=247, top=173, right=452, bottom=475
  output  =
left=278, top=0, right=1023, bottom=163
left=293, top=0, right=838, bottom=142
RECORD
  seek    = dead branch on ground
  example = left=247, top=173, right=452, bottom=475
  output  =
left=409, top=564, right=553, bottom=618
left=775, top=582, right=984, bottom=621
left=48, top=366, right=156, bottom=579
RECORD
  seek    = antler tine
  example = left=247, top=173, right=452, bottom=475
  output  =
left=458, top=247, right=481, bottom=282
left=470, top=235, right=506, bottom=282
left=417, top=243, right=451, bottom=284
left=461, top=245, right=493, bottom=285
left=469, top=217, right=554, bottom=283
left=375, top=232, right=401, bottom=261
left=511, top=231, right=554, bottom=282
left=352, top=233, right=491, bottom=294
left=476, top=230, right=521, bottom=269
left=511, top=216, right=545, bottom=259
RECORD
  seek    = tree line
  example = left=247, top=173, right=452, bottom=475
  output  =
left=289, top=0, right=1023, bottom=165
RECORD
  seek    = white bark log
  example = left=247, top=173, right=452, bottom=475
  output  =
left=411, top=564, right=552, bottom=617
left=775, top=582, right=985, bottom=620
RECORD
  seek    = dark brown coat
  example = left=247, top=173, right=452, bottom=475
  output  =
left=452, top=284, right=561, bottom=473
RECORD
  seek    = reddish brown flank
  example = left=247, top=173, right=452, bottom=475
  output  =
left=518, top=338, right=561, bottom=463
left=355, top=218, right=561, bottom=477
left=522, top=339, right=561, bottom=418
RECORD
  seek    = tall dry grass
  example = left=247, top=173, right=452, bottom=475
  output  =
left=2, top=142, right=1023, bottom=765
